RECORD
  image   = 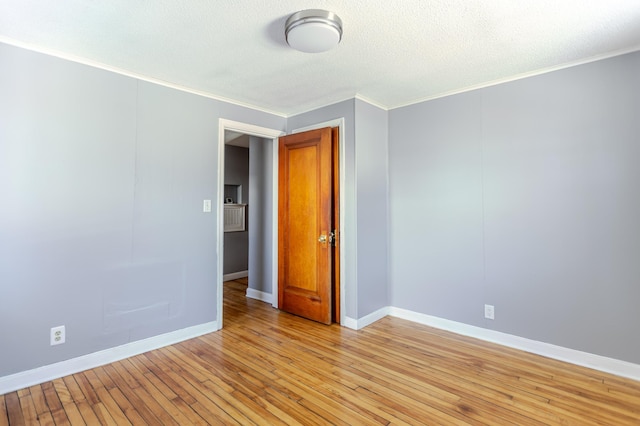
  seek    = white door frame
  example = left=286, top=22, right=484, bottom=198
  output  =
left=217, top=119, right=284, bottom=329
left=217, top=117, right=346, bottom=328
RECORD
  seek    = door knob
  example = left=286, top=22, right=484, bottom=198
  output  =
left=318, top=234, right=328, bottom=244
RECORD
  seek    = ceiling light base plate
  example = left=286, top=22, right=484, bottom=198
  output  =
left=285, top=9, right=343, bottom=53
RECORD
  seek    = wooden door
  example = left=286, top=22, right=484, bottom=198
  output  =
left=278, top=127, right=334, bottom=324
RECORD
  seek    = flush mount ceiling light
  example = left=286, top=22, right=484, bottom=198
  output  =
left=285, top=9, right=343, bottom=53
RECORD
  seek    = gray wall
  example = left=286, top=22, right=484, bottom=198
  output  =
left=248, top=136, right=273, bottom=295
left=0, top=42, right=285, bottom=377
left=223, top=145, right=249, bottom=275
left=388, top=51, right=640, bottom=364
left=354, top=99, right=390, bottom=317
left=287, top=99, right=391, bottom=320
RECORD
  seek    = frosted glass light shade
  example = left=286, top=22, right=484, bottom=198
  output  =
left=285, top=10, right=343, bottom=53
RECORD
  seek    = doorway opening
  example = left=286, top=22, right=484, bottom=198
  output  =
left=216, top=118, right=346, bottom=329
left=222, top=131, right=249, bottom=284
left=217, top=120, right=283, bottom=329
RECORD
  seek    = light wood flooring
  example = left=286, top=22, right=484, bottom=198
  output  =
left=2, top=278, right=639, bottom=425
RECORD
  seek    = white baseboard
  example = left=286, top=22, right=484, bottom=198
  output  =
left=344, top=307, right=390, bottom=330
left=343, top=317, right=358, bottom=330
left=5, top=307, right=637, bottom=396
left=0, top=321, right=218, bottom=395
left=223, top=270, right=248, bottom=281
left=388, top=307, right=640, bottom=382
left=246, top=288, right=272, bottom=304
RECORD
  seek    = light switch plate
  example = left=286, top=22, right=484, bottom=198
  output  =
left=203, top=199, right=212, bottom=212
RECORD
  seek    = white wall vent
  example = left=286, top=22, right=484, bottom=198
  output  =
left=224, top=204, right=246, bottom=232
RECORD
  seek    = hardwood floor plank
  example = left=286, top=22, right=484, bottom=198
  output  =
left=61, top=377, right=85, bottom=405
left=27, top=386, right=48, bottom=418
left=195, top=361, right=286, bottom=421
left=94, top=386, right=132, bottom=425
left=110, top=360, right=140, bottom=390
left=195, top=379, right=255, bottom=424
left=354, top=385, right=469, bottom=426
left=34, top=412, right=54, bottom=426
left=17, top=393, right=38, bottom=425
left=101, top=363, right=170, bottom=425
left=187, top=401, right=242, bottom=425
left=219, top=324, right=445, bottom=424
left=92, top=366, right=117, bottom=390
left=91, top=401, right=117, bottom=426
left=73, top=400, right=100, bottom=425
left=60, top=402, right=87, bottom=426
left=71, top=373, right=99, bottom=406
left=5, top=393, right=25, bottom=426
left=105, top=387, right=147, bottom=425
left=139, top=352, right=240, bottom=424
left=218, top=338, right=384, bottom=424
left=40, top=382, right=68, bottom=425
left=118, top=358, right=196, bottom=425
left=136, top=352, right=198, bottom=405
left=51, top=379, right=73, bottom=407
left=141, top=369, right=178, bottom=399
left=160, top=346, right=212, bottom=383
left=520, top=377, right=640, bottom=425
left=3, top=279, right=640, bottom=425
left=205, top=350, right=319, bottom=425
left=0, top=395, right=9, bottom=426
left=340, top=346, right=547, bottom=424
left=167, top=396, right=210, bottom=426
left=201, top=379, right=289, bottom=426
left=187, top=345, right=321, bottom=425
left=266, top=338, right=473, bottom=423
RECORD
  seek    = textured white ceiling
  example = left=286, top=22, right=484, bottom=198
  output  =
left=1, top=1, right=639, bottom=116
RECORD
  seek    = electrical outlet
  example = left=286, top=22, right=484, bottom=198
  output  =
left=51, top=325, right=65, bottom=346
left=484, top=304, right=495, bottom=320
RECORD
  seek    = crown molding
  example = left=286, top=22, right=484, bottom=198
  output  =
left=390, top=45, right=640, bottom=110
left=0, top=37, right=288, bottom=118
left=354, top=94, right=390, bottom=111
left=3, top=37, right=639, bottom=123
